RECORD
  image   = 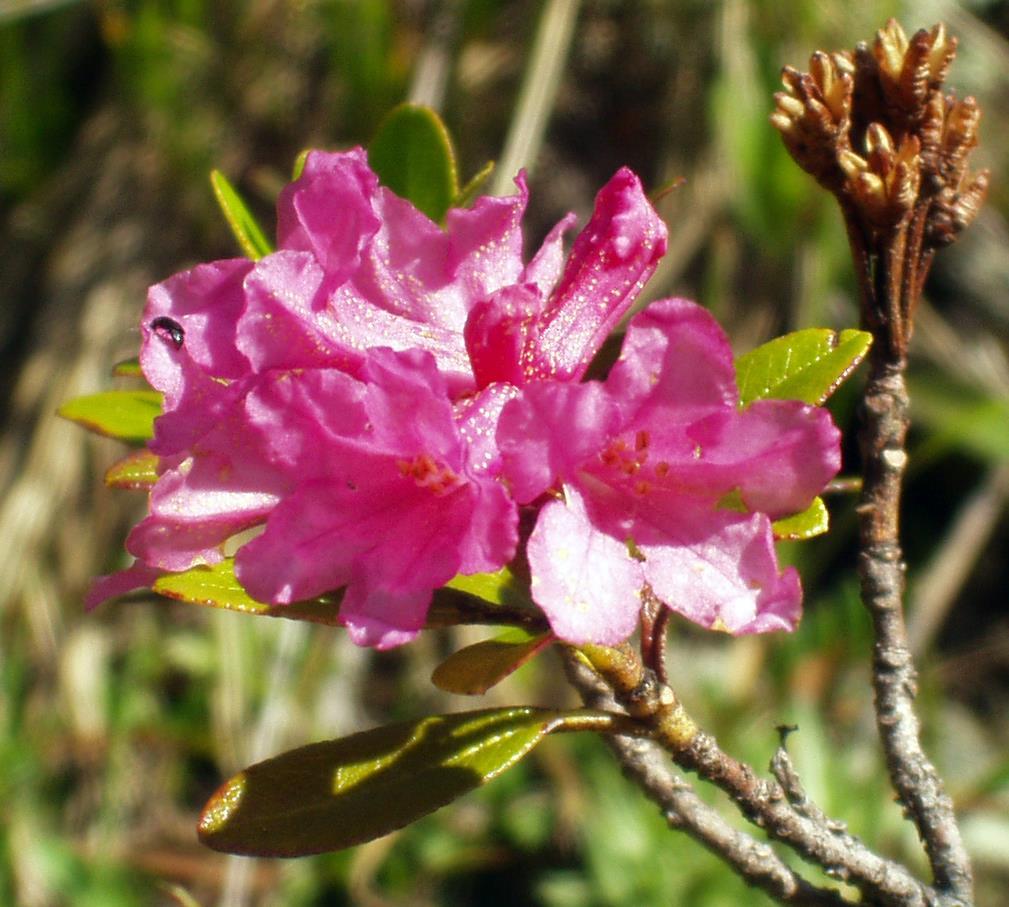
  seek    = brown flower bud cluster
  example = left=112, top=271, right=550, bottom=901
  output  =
left=771, top=19, right=988, bottom=246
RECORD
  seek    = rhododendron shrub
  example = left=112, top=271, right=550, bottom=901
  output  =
left=64, top=17, right=986, bottom=894
left=64, top=102, right=876, bottom=878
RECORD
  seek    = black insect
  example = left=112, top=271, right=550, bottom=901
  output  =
left=150, top=316, right=185, bottom=349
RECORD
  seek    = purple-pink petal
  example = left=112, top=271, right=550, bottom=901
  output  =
left=464, top=284, right=544, bottom=388
left=339, top=583, right=429, bottom=650
left=238, top=251, right=348, bottom=372
left=357, top=348, right=459, bottom=459
left=527, top=168, right=668, bottom=381
left=85, top=561, right=163, bottom=611
left=454, top=381, right=520, bottom=476
left=502, top=295, right=841, bottom=644
left=127, top=450, right=283, bottom=571
left=606, top=297, right=739, bottom=425
left=526, top=487, right=642, bottom=645
left=682, top=400, right=841, bottom=518
left=277, top=148, right=381, bottom=280
left=498, top=381, right=620, bottom=503
left=521, top=211, right=578, bottom=298
left=633, top=499, right=802, bottom=634
left=143, top=258, right=253, bottom=385
left=229, top=347, right=518, bottom=643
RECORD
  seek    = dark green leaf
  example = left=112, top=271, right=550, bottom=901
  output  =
left=198, top=707, right=609, bottom=856
left=735, top=328, right=871, bottom=406
left=105, top=450, right=160, bottom=489
left=772, top=496, right=829, bottom=540
left=153, top=560, right=343, bottom=626
left=209, top=169, right=273, bottom=260
left=368, top=103, right=459, bottom=222
left=431, top=629, right=553, bottom=695
left=58, top=390, right=163, bottom=442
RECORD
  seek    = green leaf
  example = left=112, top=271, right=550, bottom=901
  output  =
left=104, top=449, right=160, bottom=489
left=442, top=567, right=530, bottom=608
left=150, top=560, right=542, bottom=632
left=368, top=103, right=459, bottom=222
left=58, top=390, right=163, bottom=442
left=772, top=496, right=829, bottom=540
left=153, top=560, right=343, bottom=626
left=735, top=328, right=872, bottom=406
left=112, top=358, right=143, bottom=378
left=292, top=148, right=310, bottom=180
left=209, top=169, right=273, bottom=260
left=198, top=706, right=608, bottom=856
left=453, top=159, right=495, bottom=209
left=431, top=629, right=553, bottom=695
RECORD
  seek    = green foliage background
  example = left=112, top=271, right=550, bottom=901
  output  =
left=1, top=1, right=1007, bottom=905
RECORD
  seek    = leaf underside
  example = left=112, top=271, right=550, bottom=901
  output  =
left=772, top=495, right=829, bottom=540
left=105, top=449, right=160, bottom=489
left=432, top=629, right=554, bottom=695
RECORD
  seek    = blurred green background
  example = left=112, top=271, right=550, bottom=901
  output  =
left=1, top=1, right=1007, bottom=905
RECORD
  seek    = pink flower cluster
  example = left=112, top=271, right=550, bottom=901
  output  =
left=90, top=150, right=840, bottom=648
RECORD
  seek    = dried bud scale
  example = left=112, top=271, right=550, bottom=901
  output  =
left=771, top=17, right=987, bottom=351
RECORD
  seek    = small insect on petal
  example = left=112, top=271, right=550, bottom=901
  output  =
left=150, top=316, right=185, bottom=349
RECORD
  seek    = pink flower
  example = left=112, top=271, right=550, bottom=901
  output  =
left=236, top=150, right=666, bottom=394
left=498, top=299, right=842, bottom=645
left=88, top=151, right=672, bottom=648
left=136, top=151, right=666, bottom=522
left=232, top=348, right=518, bottom=649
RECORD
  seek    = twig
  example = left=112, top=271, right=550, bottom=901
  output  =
left=561, top=651, right=849, bottom=907
left=853, top=240, right=973, bottom=906
left=567, top=645, right=936, bottom=907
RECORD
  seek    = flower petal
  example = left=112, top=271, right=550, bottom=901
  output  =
left=359, top=348, right=459, bottom=460
left=634, top=499, right=801, bottom=634
left=85, top=561, right=162, bottom=611
left=607, top=297, right=738, bottom=425
left=235, top=478, right=484, bottom=614
left=349, top=172, right=529, bottom=334
left=127, top=453, right=282, bottom=572
left=143, top=258, right=253, bottom=387
left=683, top=400, right=841, bottom=517
left=464, top=284, right=544, bottom=388
left=455, top=381, right=520, bottom=476
left=339, top=582, right=427, bottom=650
left=498, top=381, right=621, bottom=502
left=526, top=486, right=642, bottom=645
left=528, top=168, right=667, bottom=381
left=522, top=211, right=578, bottom=297
left=238, top=250, right=349, bottom=371
left=277, top=148, right=381, bottom=280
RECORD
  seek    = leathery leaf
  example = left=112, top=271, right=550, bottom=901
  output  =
left=198, top=706, right=610, bottom=856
